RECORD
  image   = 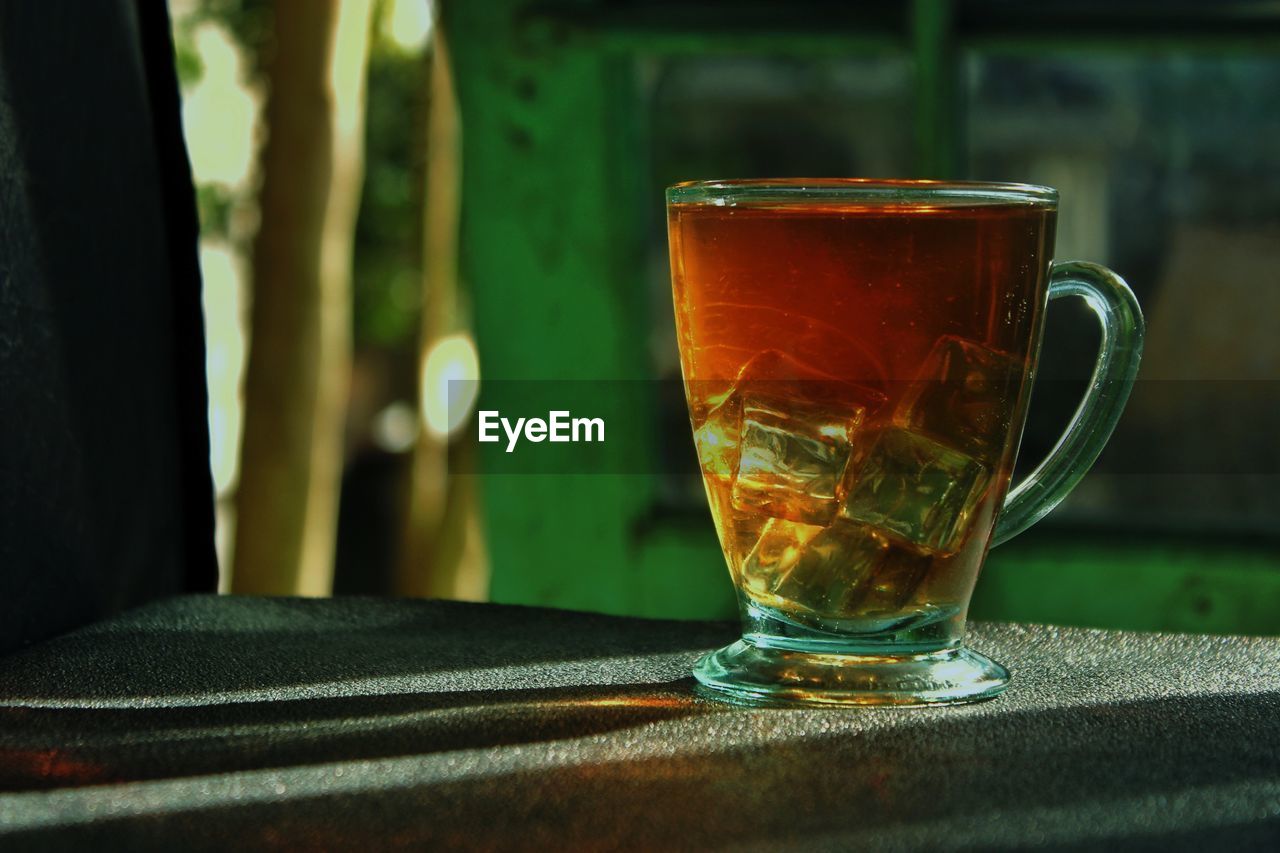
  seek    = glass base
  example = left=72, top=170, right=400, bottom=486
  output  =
left=692, top=639, right=1010, bottom=707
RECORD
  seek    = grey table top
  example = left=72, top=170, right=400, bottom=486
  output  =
left=0, top=595, right=1277, bottom=850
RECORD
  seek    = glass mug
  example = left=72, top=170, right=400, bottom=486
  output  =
left=667, top=179, right=1143, bottom=706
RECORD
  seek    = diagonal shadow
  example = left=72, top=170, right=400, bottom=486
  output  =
left=0, top=597, right=738, bottom=791
left=4, top=689, right=1273, bottom=850
left=0, top=679, right=715, bottom=792
left=0, top=597, right=738, bottom=707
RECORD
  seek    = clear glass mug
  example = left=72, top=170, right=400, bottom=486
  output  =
left=667, top=179, right=1144, bottom=706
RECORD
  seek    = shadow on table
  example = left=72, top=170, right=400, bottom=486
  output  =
left=0, top=596, right=737, bottom=791
left=0, top=679, right=715, bottom=791
left=13, top=688, right=1267, bottom=850
left=6, top=596, right=1278, bottom=850
left=0, top=596, right=736, bottom=705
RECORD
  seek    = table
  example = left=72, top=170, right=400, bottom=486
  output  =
left=0, top=596, right=1277, bottom=850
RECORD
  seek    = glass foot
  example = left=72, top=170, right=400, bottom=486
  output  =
left=693, top=639, right=1010, bottom=707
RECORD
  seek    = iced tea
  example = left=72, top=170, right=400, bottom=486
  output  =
left=669, top=190, right=1055, bottom=633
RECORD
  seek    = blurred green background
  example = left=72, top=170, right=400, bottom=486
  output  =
left=172, top=0, right=1280, bottom=634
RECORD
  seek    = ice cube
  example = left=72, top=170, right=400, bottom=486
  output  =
left=764, top=521, right=934, bottom=618
left=837, top=427, right=990, bottom=555
left=693, top=395, right=741, bottom=484
left=894, top=336, right=1021, bottom=458
left=691, top=349, right=883, bottom=489
left=731, top=393, right=865, bottom=525
left=769, top=521, right=890, bottom=616
left=739, top=517, right=823, bottom=599
left=854, top=544, right=935, bottom=613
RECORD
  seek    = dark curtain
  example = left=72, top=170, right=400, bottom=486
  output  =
left=0, top=0, right=217, bottom=654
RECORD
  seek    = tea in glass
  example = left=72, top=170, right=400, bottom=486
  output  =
left=670, top=192, right=1054, bottom=647
left=669, top=179, right=1142, bottom=705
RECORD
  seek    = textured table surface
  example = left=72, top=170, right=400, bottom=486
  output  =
left=0, top=595, right=1277, bottom=850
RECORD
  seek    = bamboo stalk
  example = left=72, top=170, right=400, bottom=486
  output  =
left=395, top=16, right=488, bottom=600
left=231, top=0, right=374, bottom=596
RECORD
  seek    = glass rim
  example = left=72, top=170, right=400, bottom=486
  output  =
left=666, top=178, right=1058, bottom=208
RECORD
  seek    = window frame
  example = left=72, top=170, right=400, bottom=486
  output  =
left=445, top=0, right=1280, bottom=632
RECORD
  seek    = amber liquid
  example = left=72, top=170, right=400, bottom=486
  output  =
left=669, top=199, right=1055, bottom=636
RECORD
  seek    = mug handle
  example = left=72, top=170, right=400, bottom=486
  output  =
left=991, top=260, right=1145, bottom=546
